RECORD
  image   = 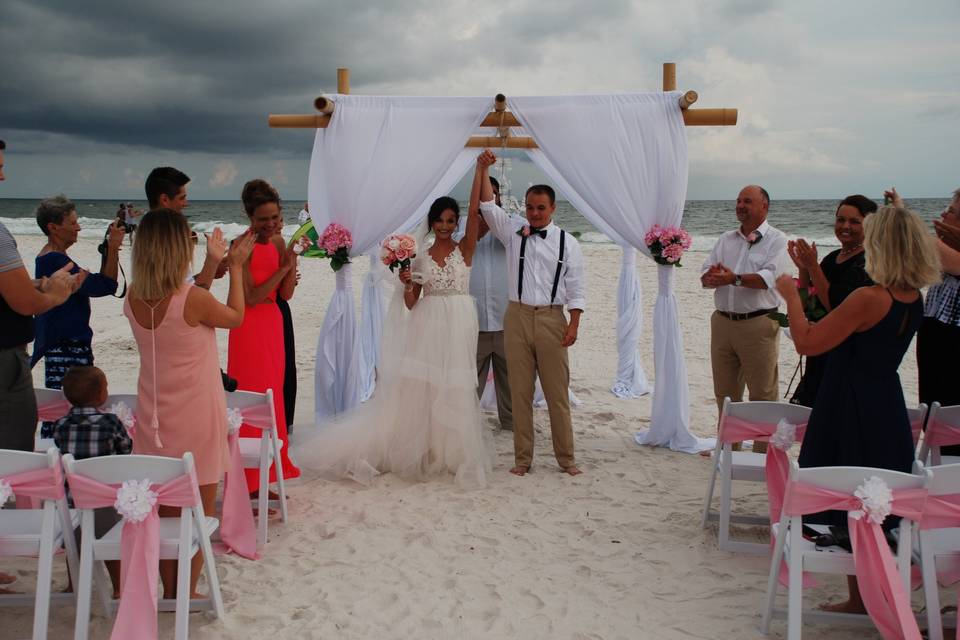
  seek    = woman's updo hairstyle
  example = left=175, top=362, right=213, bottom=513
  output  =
left=241, top=179, right=280, bottom=216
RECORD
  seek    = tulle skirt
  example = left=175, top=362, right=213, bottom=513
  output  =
left=296, top=291, right=492, bottom=490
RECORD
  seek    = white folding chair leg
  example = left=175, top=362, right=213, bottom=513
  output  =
left=919, top=532, right=944, bottom=640
left=31, top=506, right=57, bottom=640
left=786, top=519, right=804, bottom=640
left=718, top=448, right=733, bottom=551
left=73, top=512, right=96, bottom=640
left=174, top=515, right=193, bottom=640
left=761, top=518, right=788, bottom=633
left=272, top=427, right=289, bottom=523
left=700, top=443, right=722, bottom=528
left=196, top=509, right=225, bottom=618
left=257, top=437, right=270, bottom=548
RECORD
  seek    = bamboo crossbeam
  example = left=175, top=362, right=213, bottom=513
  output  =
left=313, top=96, right=335, bottom=114
left=466, top=136, right=539, bottom=149
left=680, top=90, right=698, bottom=109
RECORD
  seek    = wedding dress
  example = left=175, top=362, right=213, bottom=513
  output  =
left=296, top=245, right=491, bottom=490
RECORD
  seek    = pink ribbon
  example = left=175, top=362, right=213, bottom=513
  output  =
left=1, top=465, right=66, bottom=501
left=910, top=418, right=924, bottom=446
left=218, top=403, right=274, bottom=560
left=36, top=395, right=71, bottom=422
left=783, top=481, right=927, bottom=640
left=67, top=472, right=200, bottom=640
left=926, top=418, right=960, bottom=448
left=720, top=416, right=811, bottom=586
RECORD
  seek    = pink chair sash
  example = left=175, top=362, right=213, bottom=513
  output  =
left=911, top=418, right=924, bottom=446
left=67, top=472, right=200, bottom=640
left=1, top=465, right=65, bottom=501
left=784, top=481, right=927, bottom=640
left=218, top=403, right=272, bottom=561
left=36, top=395, right=71, bottom=422
left=926, top=418, right=960, bottom=448
left=720, top=416, right=810, bottom=586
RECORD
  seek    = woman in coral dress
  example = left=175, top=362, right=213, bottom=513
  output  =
left=125, top=209, right=254, bottom=598
left=228, top=179, right=301, bottom=490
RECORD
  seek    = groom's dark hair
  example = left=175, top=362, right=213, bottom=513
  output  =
left=427, top=196, right=460, bottom=227
left=526, top=184, right=555, bottom=205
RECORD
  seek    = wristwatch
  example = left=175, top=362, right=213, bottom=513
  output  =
left=733, top=275, right=743, bottom=287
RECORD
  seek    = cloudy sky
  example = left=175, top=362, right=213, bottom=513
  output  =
left=1, top=0, right=958, bottom=201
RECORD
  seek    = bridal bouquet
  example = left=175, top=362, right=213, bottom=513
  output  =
left=381, top=234, right=417, bottom=272
left=645, top=224, right=692, bottom=267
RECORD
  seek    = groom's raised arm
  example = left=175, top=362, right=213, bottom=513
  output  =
left=475, top=150, right=511, bottom=244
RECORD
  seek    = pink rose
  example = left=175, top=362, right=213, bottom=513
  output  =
left=395, top=248, right=410, bottom=261
left=399, top=236, right=415, bottom=251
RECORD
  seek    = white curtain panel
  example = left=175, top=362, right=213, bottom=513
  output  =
left=511, top=93, right=706, bottom=452
left=526, top=149, right=650, bottom=399
left=356, top=149, right=480, bottom=403
left=309, top=95, right=492, bottom=420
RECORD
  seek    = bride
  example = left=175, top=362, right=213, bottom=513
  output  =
left=296, top=196, right=492, bottom=489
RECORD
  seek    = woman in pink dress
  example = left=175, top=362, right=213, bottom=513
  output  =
left=125, top=209, right=254, bottom=599
left=228, top=179, right=301, bottom=491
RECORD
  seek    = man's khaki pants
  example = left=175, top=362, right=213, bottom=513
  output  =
left=710, top=311, right=780, bottom=453
left=477, top=330, right=513, bottom=431
left=503, top=302, right=575, bottom=469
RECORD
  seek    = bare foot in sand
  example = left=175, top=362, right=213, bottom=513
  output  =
left=818, top=599, right=867, bottom=615
left=510, top=465, right=529, bottom=476
left=0, top=587, right=21, bottom=595
left=562, top=465, right=583, bottom=476
left=0, top=572, right=16, bottom=585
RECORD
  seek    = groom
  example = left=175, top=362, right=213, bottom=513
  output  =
left=474, top=150, right=585, bottom=476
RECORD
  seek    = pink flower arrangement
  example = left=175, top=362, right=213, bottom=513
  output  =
left=317, top=222, right=353, bottom=272
left=381, top=234, right=417, bottom=272
left=645, top=224, right=692, bottom=267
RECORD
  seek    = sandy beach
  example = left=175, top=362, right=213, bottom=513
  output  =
left=5, top=234, right=924, bottom=639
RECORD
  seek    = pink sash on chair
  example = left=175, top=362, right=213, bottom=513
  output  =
left=0, top=464, right=66, bottom=501
left=67, top=472, right=200, bottom=640
left=911, top=418, right=924, bottom=447
left=36, top=395, right=71, bottom=423
left=219, top=403, right=274, bottom=561
left=720, top=416, right=811, bottom=586
left=784, top=481, right=927, bottom=640
left=926, top=418, right=960, bottom=448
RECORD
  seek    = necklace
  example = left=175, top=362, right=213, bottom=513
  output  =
left=838, top=244, right=863, bottom=259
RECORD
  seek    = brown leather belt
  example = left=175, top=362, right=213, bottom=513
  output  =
left=716, top=308, right=776, bottom=321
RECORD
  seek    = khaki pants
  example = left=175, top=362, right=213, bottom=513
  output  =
left=710, top=311, right=780, bottom=453
left=477, top=331, right=513, bottom=431
left=504, top=302, right=575, bottom=469
left=0, top=346, right=38, bottom=452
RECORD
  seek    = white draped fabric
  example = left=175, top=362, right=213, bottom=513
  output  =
left=525, top=149, right=650, bottom=399
left=309, top=96, right=491, bottom=419
left=356, top=150, right=479, bottom=403
left=510, top=93, right=707, bottom=452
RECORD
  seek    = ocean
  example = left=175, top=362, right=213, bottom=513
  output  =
left=0, top=197, right=951, bottom=252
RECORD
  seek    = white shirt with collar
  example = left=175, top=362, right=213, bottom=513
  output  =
left=469, top=232, right=510, bottom=331
left=701, top=219, right=787, bottom=314
left=479, top=200, right=586, bottom=311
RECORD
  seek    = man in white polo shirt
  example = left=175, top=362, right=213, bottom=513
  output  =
left=475, top=149, right=586, bottom=476
left=701, top=185, right=787, bottom=453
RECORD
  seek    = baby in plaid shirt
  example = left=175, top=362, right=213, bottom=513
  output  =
left=53, top=366, right=131, bottom=459
left=53, top=365, right=130, bottom=596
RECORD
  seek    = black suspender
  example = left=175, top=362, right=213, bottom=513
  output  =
left=551, top=230, right=566, bottom=304
left=517, top=229, right=566, bottom=304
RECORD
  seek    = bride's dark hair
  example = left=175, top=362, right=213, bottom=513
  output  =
left=427, top=196, right=460, bottom=227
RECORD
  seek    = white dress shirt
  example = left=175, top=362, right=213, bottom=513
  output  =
left=479, top=200, right=586, bottom=311
left=701, top=219, right=787, bottom=314
left=469, top=232, right=510, bottom=331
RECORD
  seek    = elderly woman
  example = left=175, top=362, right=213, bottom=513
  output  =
left=917, top=187, right=960, bottom=456
left=777, top=203, right=941, bottom=613
left=787, top=195, right=877, bottom=406
left=34, top=195, right=124, bottom=436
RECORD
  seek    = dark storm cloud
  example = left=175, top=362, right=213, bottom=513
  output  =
left=0, top=0, right=478, bottom=154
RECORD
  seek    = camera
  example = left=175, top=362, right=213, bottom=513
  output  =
left=221, top=370, right=239, bottom=392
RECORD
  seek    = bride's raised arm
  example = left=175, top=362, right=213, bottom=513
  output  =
left=459, top=155, right=484, bottom=265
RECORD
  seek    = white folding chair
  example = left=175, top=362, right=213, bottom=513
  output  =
left=224, top=389, right=289, bottom=547
left=701, top=398, right=811, bottom=554
left=62, top=452, right=224, bottom=640
left=0, top=447, right=80, bottom=640
left=761, top=461, right=928, bottom=639
left=919, top=402, right=960, bottom=467
left=908, top=403, right=928, bottom=449
left=916, top=462, right=960, bottom=640
left=33, top=388, right=70, bottom=453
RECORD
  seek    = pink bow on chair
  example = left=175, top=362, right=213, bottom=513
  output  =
left=219, top=403, right=274, bottom=561
left=0, top=464, right=66, bottom=501
left=36, top=395, right=71, bottom=422
left=784, top=481, right=927, bottom=640
left=720, top=416, right=812, bottom=587
left=67, top=472, right=200, bottom=640
left=925, top=418, right=960, bottom=448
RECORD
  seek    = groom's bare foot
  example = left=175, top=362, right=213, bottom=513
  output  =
left=510, top=465, right=529, bottom=476
left=562, top=465, right=583, bottom=476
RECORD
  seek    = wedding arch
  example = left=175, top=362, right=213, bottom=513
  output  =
left=268, top=64, right=738, bottom=453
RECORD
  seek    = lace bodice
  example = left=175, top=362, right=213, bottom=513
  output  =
left=419, top=246, right=470, bottom=297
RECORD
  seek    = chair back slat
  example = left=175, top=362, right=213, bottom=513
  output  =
left=724, top=400, right=812, bottom=425
left=925, top=462, right=960, bottom=496
left=0, top=448, right=51, bottom=476
left=792, top=463, right=926, bottom=494
left=64, top=453, right=192, bottom=486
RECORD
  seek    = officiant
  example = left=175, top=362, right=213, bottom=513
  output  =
left=474, top=150, right=585, bottom=476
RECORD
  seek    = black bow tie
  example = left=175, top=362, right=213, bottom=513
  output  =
left=517, top=226, right=548, bottom=239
